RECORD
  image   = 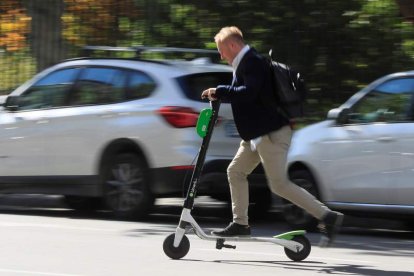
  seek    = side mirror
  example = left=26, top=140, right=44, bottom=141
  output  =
left=4, top=96, right=20, bottom=111
left=327, top=107, right=351, bottom=124
left=0, top=95, right=8, bottom=106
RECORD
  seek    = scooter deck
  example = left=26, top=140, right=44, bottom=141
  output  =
left=177, top=208, right=305, bottom=252
left=196, top=231, right=306, bottom=252
left=201, top=230, right=306, bottom=242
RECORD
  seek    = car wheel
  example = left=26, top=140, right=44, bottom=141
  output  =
left=102, top=153, right=154, bottom=219
left=282, top=170, right=319, bottom=230
left=63, top=196, right=103, bottom=211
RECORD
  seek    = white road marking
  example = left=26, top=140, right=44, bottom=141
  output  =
left=0, top=268, right=84, bottom=276
left=197, top=248, right=375, bottom=264
left=0, top=221, right=117, bottom=232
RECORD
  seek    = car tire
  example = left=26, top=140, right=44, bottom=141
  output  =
left=102, top=153, right=154, bottom=219
left=63, top=196, right=103, bottom=211
left=282, top=170, right=319, bottom=230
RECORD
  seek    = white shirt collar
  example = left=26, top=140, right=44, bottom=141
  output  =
left=232, top=45, right=250, bottom=71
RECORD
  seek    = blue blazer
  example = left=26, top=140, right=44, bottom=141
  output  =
left=215, top=48, right=289, bottom=141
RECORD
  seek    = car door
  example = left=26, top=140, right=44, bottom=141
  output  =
left=371, top=78, right=414, bottom=207
left=0, top=68, right=80, bottom=176
left=0, top=109, right=48, bottom=176
left=322, top=77, right=414, bottom=205
left=41, top=66, right=129, bottom=175
left=321, top=121, right=396, bottom=205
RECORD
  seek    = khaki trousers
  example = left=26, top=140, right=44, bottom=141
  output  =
left=227, top=125, right=329, bottom=225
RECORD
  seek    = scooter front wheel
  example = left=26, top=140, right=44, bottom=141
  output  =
left=163, top=233, right=190, bottom=259
left=284, top=235, right=311, bottom=261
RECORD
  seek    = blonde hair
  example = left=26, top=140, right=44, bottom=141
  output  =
left=214, top=26, right=244, bottom=44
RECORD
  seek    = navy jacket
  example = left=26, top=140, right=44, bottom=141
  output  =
left=215, top=48, right=289, bottom=141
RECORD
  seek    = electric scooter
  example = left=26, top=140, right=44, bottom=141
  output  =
left=163, top=100, right=311, bottom=261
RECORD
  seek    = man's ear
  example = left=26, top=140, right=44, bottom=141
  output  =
left=229, top=42, right=238, bottom=53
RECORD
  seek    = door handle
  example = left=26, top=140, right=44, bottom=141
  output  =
left=98, top=113, right=114, bottom=118
left=377, top=136, right=394, bottom=142
left=36, top=119, right=49, bottom=124
left=346, top=126, right=361, bottom=133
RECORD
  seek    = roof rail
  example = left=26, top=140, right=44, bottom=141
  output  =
left=82, top=46, right=220, bottom=62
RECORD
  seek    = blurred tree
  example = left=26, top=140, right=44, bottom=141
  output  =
left=0, top=0, right=30, bottom=51
left=1, top=0, right=414, bottom=121
left=62, top=0, right=139, bottom=49
left=117, top=0, right=213, bottom=48
left=0, top=0, right=34, bottom=94
left=170, top=0, right=414, bottom=118
left=396, top=0, right=414, bottom=22
left=22, top=0, right=65, bottom=71
left=20, top=0, right=140, bottom=71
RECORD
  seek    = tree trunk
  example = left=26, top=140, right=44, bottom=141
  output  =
left=23, top=0, right=65, bottom=72
left=396, top=0, right=414, bottom=22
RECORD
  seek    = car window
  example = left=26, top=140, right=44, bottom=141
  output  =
left=70, top=67, right=127, bottom=106
left=176, top=72, right=233, bottom=102
left=18, top=68, right=79, bottom=110
left=127, top=71, right=156, bottom=100
left=375, top=78, right=414, bottom=94
left=349, top=78, right=414, bottom=123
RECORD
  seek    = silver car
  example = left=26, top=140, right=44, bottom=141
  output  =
left=0, top=47, right=271, bottom=219
left=286, top=71, right=414, bottom=229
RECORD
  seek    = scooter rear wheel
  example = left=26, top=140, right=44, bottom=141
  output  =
left=163, top=233, right=190, bottom=259
left=284, top=235, right=311, bottom=261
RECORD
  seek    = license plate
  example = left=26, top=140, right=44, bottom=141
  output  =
left=224, top=120, right=239, bottom=137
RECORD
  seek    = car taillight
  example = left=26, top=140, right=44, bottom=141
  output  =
left=157, top=106, right=199, bottom=128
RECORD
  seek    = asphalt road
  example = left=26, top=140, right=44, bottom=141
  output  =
left=0, top=195, right=411, bottom=276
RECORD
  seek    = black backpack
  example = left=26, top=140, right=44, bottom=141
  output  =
left=267, top=50, right=307, bottom=120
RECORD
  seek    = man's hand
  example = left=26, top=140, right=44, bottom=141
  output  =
left=201, top=88, right=217, bottom=101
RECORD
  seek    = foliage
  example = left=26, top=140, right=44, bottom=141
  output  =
left=62, top=0, right=138, bottom=54
left=0, top=0, right=414, bottom=122
left=0, top=0, right=30, bottom=51
left=0, top=52, right=35, bottom=93
left=0, top=1, right=33, bottom=93
left=132, top=0, right=414, bottom=119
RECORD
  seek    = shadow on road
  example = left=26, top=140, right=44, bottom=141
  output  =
left=182, top=259, right=413, bottom=276
left=0, top=195, right=412, bottom=274
left=0, top=194, right=413, bottom=260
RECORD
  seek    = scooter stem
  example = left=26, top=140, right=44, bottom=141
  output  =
left=182, top=100, right=221, bottom=210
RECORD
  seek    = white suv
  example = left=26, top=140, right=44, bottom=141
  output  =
left=0, top=47, right=270, bottom=218
left=286, top=71, right=414, bottom=229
